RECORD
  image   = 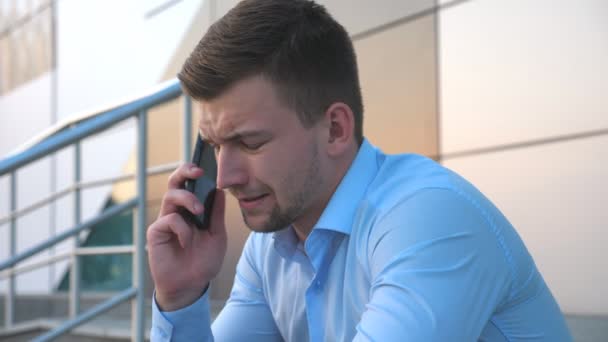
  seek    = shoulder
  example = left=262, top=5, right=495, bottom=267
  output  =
left=351, top=152, right=516, bottom=277
left=358, top=152, right=476, bottom=221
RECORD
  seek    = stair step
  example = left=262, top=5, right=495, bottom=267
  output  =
left=0, top=318, right=148, bottom=341
left=0, top=298, right=225, bottom=341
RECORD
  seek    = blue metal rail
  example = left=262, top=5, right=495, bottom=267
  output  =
left=0, top=78, right=192, bottom=341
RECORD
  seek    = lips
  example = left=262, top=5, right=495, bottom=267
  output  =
left=238, top=194, right=269, bottom=210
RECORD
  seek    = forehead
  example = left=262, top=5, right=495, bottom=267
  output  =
left=197, top=76, right=294, bottom=141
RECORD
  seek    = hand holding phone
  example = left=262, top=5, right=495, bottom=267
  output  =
left=148, top=144, right=226, bottom=311
left=181, top=134, right=217, bottom=229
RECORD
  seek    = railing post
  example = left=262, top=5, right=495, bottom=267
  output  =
left=132, top=110, right=147, bottom=341
left=69, top=142, right=82, bottom=317
left=49, top=0, right=59, bottom=290
left=5, top=172, right=17, bottom=327
left=183, top=95, right=193, bottom=162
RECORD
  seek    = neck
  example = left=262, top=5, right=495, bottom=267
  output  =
left=292, top=142, right=360, bottom=242
left=293, top=224, right=308, bottom=242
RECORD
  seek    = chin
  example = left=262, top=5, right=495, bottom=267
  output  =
left=242, top=212, right=289, bottom=233
left=243, top=213, right=273, bottom=233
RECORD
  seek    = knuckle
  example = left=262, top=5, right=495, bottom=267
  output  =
left=169, top=168, right=180, bottom=180
left=162, top=190, right=174, bottom=202
left=166, top=212, right=182, bottom=225
left=168, top=165, right=187, bottom=184
left=146, top=224, right=156, bottom=239
left=146, top=220, right=162, bottom=238
left=179, top=163, right=192, bottom=174
left=162, top=190, right=179, bottom=206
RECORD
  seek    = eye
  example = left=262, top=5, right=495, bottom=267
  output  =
left=241, top=141, right=264, bottom=152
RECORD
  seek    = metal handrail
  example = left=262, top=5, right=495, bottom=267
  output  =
left=0, top=161, right=180, bottom=226
left=32, top=287, right=139, bottom=342
left=0, top=77, right=193, bottom=341
left=0, top=198, right=138, bottom=271
left=4, top=78, right=182, bottom=159
left=0, top=78, right=181, bottom=175
left=0, top=245, right=134, bottom=279
left=0, top=251, right=71, bottom=279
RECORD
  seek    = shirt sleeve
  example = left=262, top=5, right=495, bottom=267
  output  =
left=150, top=233, right=283, bottom=342
left=151, top=289, right=213, bottom=341
left=353, top=188, right=513, bottom=341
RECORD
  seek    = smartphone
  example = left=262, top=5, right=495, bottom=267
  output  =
left=181, top=134, right=217, bottom=230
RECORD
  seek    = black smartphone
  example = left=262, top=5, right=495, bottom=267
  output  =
left=181, top=134, right=217, bottom=230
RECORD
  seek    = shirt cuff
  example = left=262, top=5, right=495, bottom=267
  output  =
left=151, top=289, right=212, bottom=341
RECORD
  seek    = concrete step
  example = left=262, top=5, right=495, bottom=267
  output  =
left=0, top=318, right=149, bottom=341
left=566, top=315, right=608, bottom=342
left=0, top=295, right=225, bottom=341
left=2, top=294, right=605, bottom=341
left=0, top=293, right=152, bottom=325
left=2, top=314, right=606, bottom=341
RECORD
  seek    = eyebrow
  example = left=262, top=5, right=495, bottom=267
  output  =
left=200, top=129, right=271, bottom=145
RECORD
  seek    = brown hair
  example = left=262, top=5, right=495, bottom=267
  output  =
left=178, top=0, right=364, bottom=144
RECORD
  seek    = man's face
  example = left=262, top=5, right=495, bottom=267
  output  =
left=198, top=76, right=328, bottom=233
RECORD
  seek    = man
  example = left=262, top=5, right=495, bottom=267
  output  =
left=147, top=0, right=572, bottom=340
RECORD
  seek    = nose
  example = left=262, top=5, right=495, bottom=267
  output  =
left=215, top=146, right=248, bottom=190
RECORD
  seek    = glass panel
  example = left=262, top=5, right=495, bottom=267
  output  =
left=57, top=198, right=133, bottom=292
left=0, top=0, right=53, bottom=95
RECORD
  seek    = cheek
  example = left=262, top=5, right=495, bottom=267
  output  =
left=251, top=145, right=307, bottom=192
left=247, top=152, right=286, bottom=189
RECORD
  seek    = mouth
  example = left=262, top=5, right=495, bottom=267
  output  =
left=238, top=194, right=269, bottom=210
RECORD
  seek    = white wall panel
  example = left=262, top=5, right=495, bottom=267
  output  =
left=56, top=0, right=203, bottom=119
left=0, top=73, right=53, bottom=293
left=439, top=0, right=608, bottom=154
left=14, top=158, right=53, bottom=293
left=0, top=72, right=52, bottom=157
left=443, top=136, right=608, bottom=315
left=0, top=175, right=8, bottom=292
left=214, top=0, right=240, bottom=19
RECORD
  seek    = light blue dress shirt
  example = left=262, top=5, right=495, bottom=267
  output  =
left=151, top=139, right=572, bottom=341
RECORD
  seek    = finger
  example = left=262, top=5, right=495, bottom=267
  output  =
left=208, top=189, right=226, bottom=237
left=167, top=163, right=204, bottom=190
left=158, top=188, right=204, bottom=217
left=147, top=213, right=194, bottom=249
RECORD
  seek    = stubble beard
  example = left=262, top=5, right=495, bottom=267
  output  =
left=242, top=145, right=322, bottom=233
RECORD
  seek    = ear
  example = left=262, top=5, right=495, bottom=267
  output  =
left=323, top=102, right=355, bottom=158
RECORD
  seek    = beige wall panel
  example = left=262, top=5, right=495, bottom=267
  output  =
left=0, top=4, right=51, bottom=94
left=319, top=0, right=434, bottom=36
left=215, top=0, right=241, bottom=20
left=211, top=196, right=251, bottom=300
left=443, top=136, right=608, bottom=315
left=355, top=15, right=438, bottom=155
left=439, top=0, right=608, bottom=154
left=215, top=0, right=435, bottom=37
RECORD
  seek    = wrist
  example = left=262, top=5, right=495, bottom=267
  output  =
left=155, top=284, right=209, bottom=311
